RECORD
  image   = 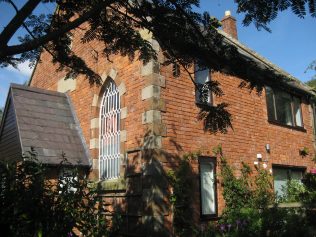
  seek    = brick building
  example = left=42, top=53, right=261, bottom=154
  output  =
left=1, top=11, right=316, bottom=236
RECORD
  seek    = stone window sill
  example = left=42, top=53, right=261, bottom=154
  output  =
left=88, top=177, right=126, bottom=192
left=268, top=120, right=306, bottom=132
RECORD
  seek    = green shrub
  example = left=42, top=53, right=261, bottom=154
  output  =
left=217, top=154, right=274, bottom=237
left=301, top=173, right=316, bottom=205
left=167, top=155, right=198, bottom=237
left=278, top=180, right=305, bottom=203
left=0, top=151, right=116, bottom=237
left=209, top=146, right=315, bottom=237
left=166, top=147, right=316, bottom=237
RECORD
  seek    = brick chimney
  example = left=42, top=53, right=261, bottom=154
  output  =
left=221, top=10, right=238, bottom=39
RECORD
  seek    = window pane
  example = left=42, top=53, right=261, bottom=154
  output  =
left=293, top=97, right=302, bottom=127
left=173, top=63, right=180, bottom=77
left=290, top=170, right=303, bottom=181
left=195, top=65, right=209, bottom=84
left=273, top=167, right=304, bottom=198
left=99, top=80, right=121, bottom=180
left=196, top=83, right=212, bottom=104
left=273, top=168, right=288, bottom=198
left=275, top=91, right=293, bottom=126
left=200, top=161, right=216, bottom=215
left=266, top=86, right=276, bottom=121
left=195, top=65, right=211, bottom=104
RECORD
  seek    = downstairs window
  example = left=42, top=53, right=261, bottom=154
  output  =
left=199, top=156, right=217, bottom=219
left=272, top=165, right=305, bottom=198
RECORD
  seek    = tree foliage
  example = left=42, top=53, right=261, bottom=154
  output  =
left=0, top=0, right=233, bottom=80
left=0, top=0, right=314, bottom=133
left=306, top=60, right=316, bottom=81
left=167, top=152, right=201, bottom=236
left=0, top=150, right=117, bottom=237
left=235, top=0, right=316, bottom=31
left=235, top=0, right=316, bottom=80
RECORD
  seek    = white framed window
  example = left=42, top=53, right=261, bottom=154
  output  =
left=199, top=156, right=217, bottom=219
left=99, top=80, right=121, bottom=180
left=58, top=168, right=78, bottom=193
left=195, top=64, right=212, bottom=105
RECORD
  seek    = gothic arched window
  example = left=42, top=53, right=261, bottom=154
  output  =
left=99, top=80, right=120, bottom=179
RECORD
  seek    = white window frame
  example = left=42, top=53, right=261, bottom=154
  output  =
left=195, top=64, right=212, bottom=105
left=99, top=80, right=121, bottom=180
left=59, top=168, right=78, bottom=193
left=199, top=156, right=217, bottom=219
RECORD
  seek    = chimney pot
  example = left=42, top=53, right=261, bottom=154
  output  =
left=225, top=10, right=231, bottom=16
left=221, top=10, right=238, bottom=39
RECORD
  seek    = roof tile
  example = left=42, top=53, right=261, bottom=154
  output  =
left=9, top=84, right=90, bottom=167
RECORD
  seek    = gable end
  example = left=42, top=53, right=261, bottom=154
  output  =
left=0, top=92, right=22, bottom=162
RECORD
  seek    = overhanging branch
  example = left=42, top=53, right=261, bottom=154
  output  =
left=0, top=1, right=110, bottom=59
left=0, top=0, right=41, bottom=46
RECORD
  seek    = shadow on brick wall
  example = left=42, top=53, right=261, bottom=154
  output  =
left=109, top=131, right=191, bottom=237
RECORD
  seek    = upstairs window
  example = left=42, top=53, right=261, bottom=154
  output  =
left=195, top=65, right=212, bottom=105
left=172, top=63, right=180, bottom=77
left=266, top=86, right=303, bottom=128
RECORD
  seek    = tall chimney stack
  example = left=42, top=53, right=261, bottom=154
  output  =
left=221, top=10, right=238, bottom=39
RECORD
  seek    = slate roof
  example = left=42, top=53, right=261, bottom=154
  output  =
left=219, top=30, right=315, bottom=96
left=0, top=84, right=91, bottom=167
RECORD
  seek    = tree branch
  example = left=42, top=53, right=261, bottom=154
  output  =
left=166, top=0, right=227, bottom=68
left=0, top=1, right=110, bottom=59
left=0, top=0, right=41, bottom=46
left=7, top=0, right=82, bottom=75
left=107, top=5, right=147, bottom=28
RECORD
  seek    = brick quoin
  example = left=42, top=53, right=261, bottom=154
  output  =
left=30, top=22, right=316, bottom=236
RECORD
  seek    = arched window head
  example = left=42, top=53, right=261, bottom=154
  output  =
left=99, top=79, right=120, bottom=180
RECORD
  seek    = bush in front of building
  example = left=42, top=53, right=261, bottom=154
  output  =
left=0, top=150, right=117, bottom=237
left=167, top=153, right=199, bottom=237
left=173, top=147, right=316, bottom=237
left=209, top=153, right=316, bottom=237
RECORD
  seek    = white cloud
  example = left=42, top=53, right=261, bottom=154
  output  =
left=6, top=61, right=34, bottom=77
left=0, top=63, right=33, bottom=107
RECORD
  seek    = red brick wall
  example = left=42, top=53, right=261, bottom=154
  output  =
left=30, top=27, right=316, bottom=232
left=160, top=66, right=316, bottom=218
left=30, top=28, right=157, bottom=188
left=31, top=27, right=147, bottom=156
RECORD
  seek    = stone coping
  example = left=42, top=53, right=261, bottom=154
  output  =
left=88, top=177, right=126, bottom=192
left=268, top=202, right=316, bottom=208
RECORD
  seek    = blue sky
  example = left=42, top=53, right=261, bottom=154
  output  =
left=0, top=1, right=55, bottom=108
left=0, top=1, right=315, bottom=108
left=200, top=0, right=316, bottom=81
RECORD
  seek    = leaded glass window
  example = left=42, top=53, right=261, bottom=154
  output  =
left=99, top=80, right=121, bottom=179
